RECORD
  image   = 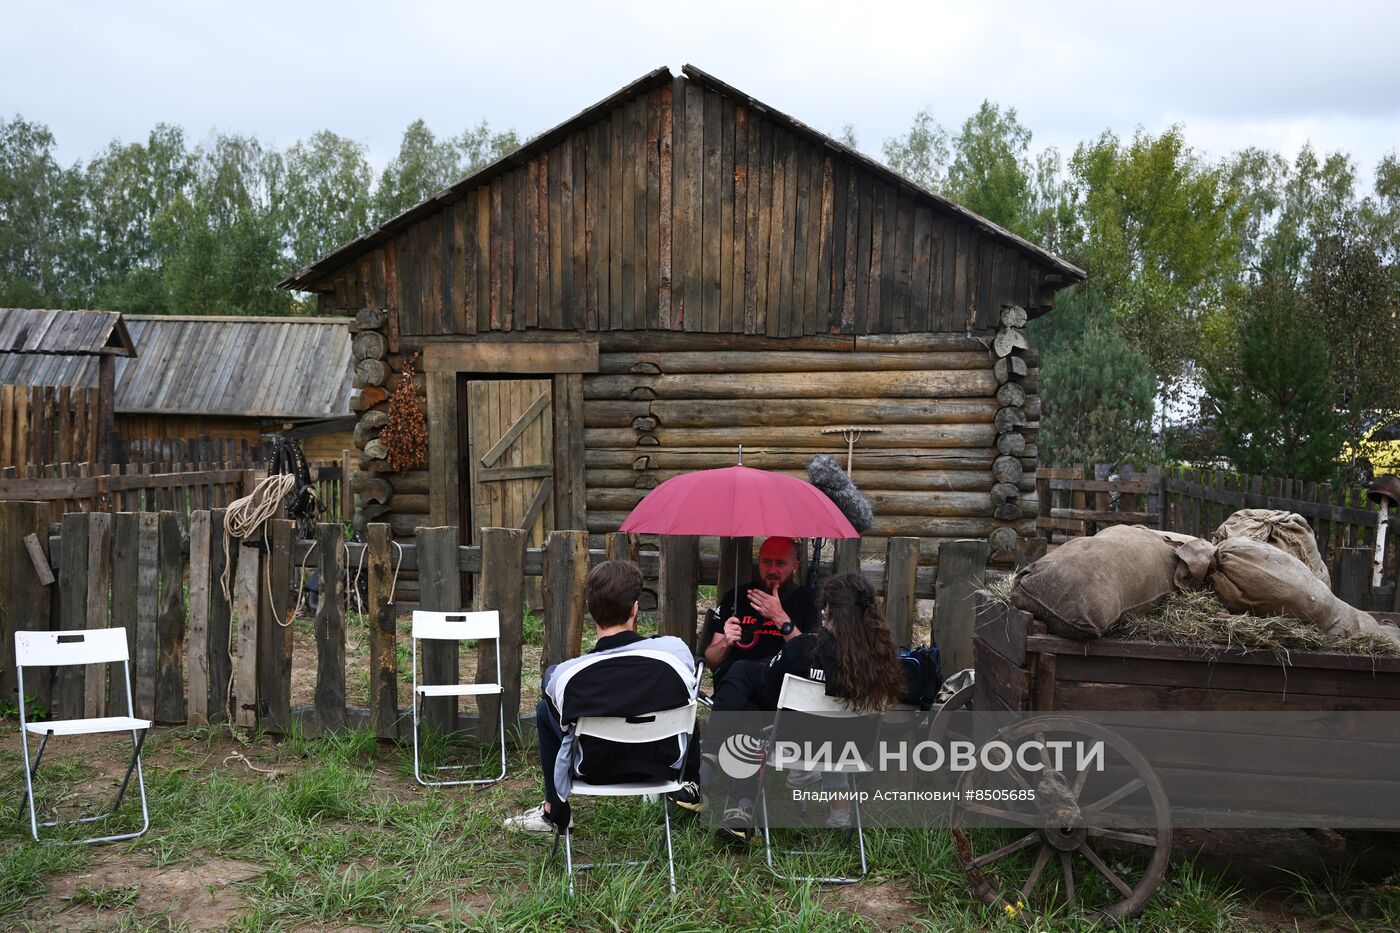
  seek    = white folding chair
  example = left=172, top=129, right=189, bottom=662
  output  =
left=14, top=628, right=151, bottom=844
left=410, top=610, right=506, bottom=787
left=561, top=701, right=697, bottom=897
left=757, top=674, right=876, bottom=884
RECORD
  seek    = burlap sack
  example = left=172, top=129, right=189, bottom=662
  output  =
left=1210, top=537, right=1400, bottom=646
left=1212, top=509, right=1329, bottom=586
left=1011, top=524, right=1178, bottom=640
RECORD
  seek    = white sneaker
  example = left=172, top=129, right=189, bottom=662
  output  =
left=504, top=802, right=561, bottom=834
left=826, top=807, right=852, bottom=829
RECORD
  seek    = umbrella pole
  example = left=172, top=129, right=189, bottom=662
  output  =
left=735, top=445, right=742, bottom=601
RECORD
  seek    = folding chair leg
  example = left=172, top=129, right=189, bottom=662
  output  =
left=761, top=773, right=867, bottom=884
left=20, top=729, right=150, bottom=845
left=663, top=799, right=677, bottom=897
left=412, top=694, right=508, bottom=788
left=18, top=731, right=50, bottom=821
left=112, top=729, right=148, bottom=813
left=563, top=829, right=576, bottom=897
left=19, top=730, right=49, bottom=840
left=853, top=774, right=868, bottom=878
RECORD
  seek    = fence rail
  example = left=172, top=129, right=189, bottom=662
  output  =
left=5, top=506, right=991, bottom=738
left=1037, top=464, right=1399, bottom=614
left=0, top=461, right=348, bottom=522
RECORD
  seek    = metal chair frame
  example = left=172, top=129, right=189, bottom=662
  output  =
left=410, top=610, right=506, bottom=787
left=756, top=674, right=878, bottom=884
left=555, top=701, right=697, bottom=897
left=14, top=628, right=150, bottom=844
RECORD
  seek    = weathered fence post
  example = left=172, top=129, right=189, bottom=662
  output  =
left=260, top=519, right=295, bottom=733
left=186, top=510, right=211, bottom=726
left=0, top=501, right=52, bottom=713
left=230, top=532, right=260, bottom=728
left=417, top=525, right=461, bottom=736
left=718, top=536, right=753, bottom=600
left=605, top=531, right=637, bottom=563
left=57, top=513, right=88, bottom=720
left=659, top=535, right=699, bottom=652
left=832, top=537, right=862, bottom=577
left=366, top=523, right=399, bottom=740
left=83, top=511, right=112, bottom=719
left=883, top=537, right=919, bottom=646
left=207, top=509, right=233, bottom=723
left=314, top=522, right=345, bottom=733
left=543, top=530, right=589, bottom=672
left=480, top=526, right=526, bottom=745
left=1337, top=548, right=1372, bottom=609
left=156, top=511, right=185, bottom=723
left=934, top=539, right=990, bottom=674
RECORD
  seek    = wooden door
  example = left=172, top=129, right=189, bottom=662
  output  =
left=466, top=379, right=554, bottom=546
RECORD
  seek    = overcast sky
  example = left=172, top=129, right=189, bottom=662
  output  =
left=4, top=0, right=1398, bottom=184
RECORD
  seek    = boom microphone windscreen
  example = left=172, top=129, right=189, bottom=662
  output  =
left=807, top=455, right=874, bottom=533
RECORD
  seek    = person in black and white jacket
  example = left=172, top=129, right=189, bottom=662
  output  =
left=504, top=560, right=697, bottom=834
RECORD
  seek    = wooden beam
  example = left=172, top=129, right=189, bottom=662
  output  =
left=417, top=525, right=461, bottom=736
left=367, top=523, right=399, bottom=739
left=22, top=533, right=54, bottom=586
left=479, top=526, right=526, bottom=745
left=934, top=539, right=989, bottom=673
left=542, top=530, right=588, bottom=672
left=156, top=511, right=186, bottom=723
left=426, top=371, right=461, bottom=529
left=314, top=522, right=346, bottom=733
left=422, top=340, right=599, bottom=374
left=479, top=391, right=551, bottom=468
left=883, top=536, right=918, bottom=646
left=659, top=535, right=700, bottom=652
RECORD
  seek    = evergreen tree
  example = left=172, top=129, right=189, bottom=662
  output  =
left=1038, top=321, right=1157, bottom=467
left=1203, top=279, right=1347, bottom=481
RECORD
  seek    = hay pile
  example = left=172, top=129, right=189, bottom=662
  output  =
left=979, top=575, right=1400, bottom=657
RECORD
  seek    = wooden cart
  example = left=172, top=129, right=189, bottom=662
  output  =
left=952, top=595, right=1400, bottom=920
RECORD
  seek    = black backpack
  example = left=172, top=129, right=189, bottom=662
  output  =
left=897, top=644, right=943, bottom=710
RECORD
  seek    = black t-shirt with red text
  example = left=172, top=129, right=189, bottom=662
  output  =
left=703, top=580, right=820, bottom=683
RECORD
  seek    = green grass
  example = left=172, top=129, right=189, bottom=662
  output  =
left=1, top=726, right=1393, bottom=931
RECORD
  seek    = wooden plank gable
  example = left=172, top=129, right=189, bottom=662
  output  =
left=313, top=76, right=1074, bottom=336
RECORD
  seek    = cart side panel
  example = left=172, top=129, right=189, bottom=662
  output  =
left=973, top=596, right=1031, bottom=711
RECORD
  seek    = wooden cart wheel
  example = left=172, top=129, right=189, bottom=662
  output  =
left=949, top=716, right=1171, bottom=921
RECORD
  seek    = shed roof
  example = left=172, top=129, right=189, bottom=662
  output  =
left=0, top=314, right=352, bottom=420
left=0, top=308, right=135, bottom=356
left=278, top=64, right=1086, bottom=293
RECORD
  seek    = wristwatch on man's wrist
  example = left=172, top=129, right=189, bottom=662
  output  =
left=779, top=621, right=795, bottom=635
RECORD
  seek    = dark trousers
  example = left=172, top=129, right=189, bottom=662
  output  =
left=700, top=660, right=780, bottom=802
left=535, top=698, right=564, bottom=810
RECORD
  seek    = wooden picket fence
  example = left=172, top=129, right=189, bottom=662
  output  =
left=3, top=504, right=987, bottom=738
left=0, top=384, right=100, bottom=470
left=1038, top=464, right=1399, bottom=614
left=0, top=461, right=349, bottom=522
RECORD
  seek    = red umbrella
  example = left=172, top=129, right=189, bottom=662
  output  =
left=619, top=464, right=857, bottom=539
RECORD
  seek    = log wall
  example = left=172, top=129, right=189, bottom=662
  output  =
left=582, top=330, right=1039, bottom=561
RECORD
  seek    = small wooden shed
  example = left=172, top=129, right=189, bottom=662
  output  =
left=0, top=313, right=354, bottom=464
left=0, top=308, right=135, bottom=467
left=279, top=65, right=1084, bottom=565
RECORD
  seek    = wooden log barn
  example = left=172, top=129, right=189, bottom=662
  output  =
left=278, top=65, right=1086, bottom=591
left=1, top=311, right=355, bottom=466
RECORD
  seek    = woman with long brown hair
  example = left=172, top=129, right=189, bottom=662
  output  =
left=690, top=572, right=906, bottom=840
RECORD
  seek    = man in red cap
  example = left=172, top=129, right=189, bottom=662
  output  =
left=670, top=536, right=820, bottom=814
left=700, top=536, right=821, bottom=686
